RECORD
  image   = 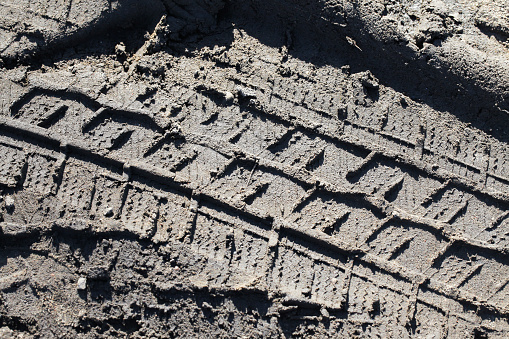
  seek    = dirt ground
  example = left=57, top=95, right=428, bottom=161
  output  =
left=0, top=0, right=508, bottom=337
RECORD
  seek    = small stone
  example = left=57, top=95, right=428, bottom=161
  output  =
left=115, top=43, right=126, bottom=56
left=268, top=233, right=278, bottom=248
left=4, top=196, right=14, bottom=210
left=104, top=207, right=114, bottom=217
left=77, top=277, right=87, bottom=290
left=360, top=71, right=379, bottom=89
left=235, top=86, right=256, bottom=99
left=320, top=308, right=330, bottom=318
left=202, top=302, right=213, bottom=310
left=223, top=91, right=234, bottom=103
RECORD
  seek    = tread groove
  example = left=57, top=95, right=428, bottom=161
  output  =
left=37, top=104, right=68, bottom=129
left=321, top=211, right=350, bottom=236
left=383, top=175, right=405, bottom=202
left=305, top=148, right=325, bottom=172
left=242, top=182, right=270, bottom=205
left=445, top=200, right=469, bottom=224
left=109, top=130, right=134, bottom=151
left=346, top=151, right=378, bottom=182
left=455, top=263, right=484, bottom=289
left=388, top=236, right=415, bottom=261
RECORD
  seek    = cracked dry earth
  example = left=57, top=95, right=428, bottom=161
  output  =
left=1, top=0, right=509, bottom=338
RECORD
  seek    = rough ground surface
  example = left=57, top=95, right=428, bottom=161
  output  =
left=0, top=0, right=509, bottom=338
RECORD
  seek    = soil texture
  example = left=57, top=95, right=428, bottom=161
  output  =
left=1, top=0, right=509, bottom=337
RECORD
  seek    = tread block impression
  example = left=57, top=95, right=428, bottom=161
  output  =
left=152, top=189, right=191, bottom=244
left=174, top=144, right=229, bottom=185
left=428, top=244, right=509, bottom=303
left=268, top=130, right=327, bottom=167
left=271, top=240, right=316, bottom=299
left=12, top=91, right=97, bottom=134
left=364, top=220, right=447, bottom=273
left=308, top=142, right=368, bottom=187
left=22, top=153, right=58, bottom=194
left=229, top=110, right=289, bottom=158
left=188, top=211, right=269, bottom=287
left=421, top=186, right=472, bottom=222
left=291, top=192, right=381, bottom=247
left=121, top=186, right=160, bottom=239
left=56, top=158, right=97, bottom=216
left=0, top=143, right=26, bottom=187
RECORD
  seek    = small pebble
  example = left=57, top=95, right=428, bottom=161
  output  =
left=202, top=302, right=213, bottom=310
left=235, top=86, right=256, bottom=99
left=4, top=196, right=14, bottom=209
left=223, top=91, right=234, bottom=103
left=115, top=43, right=126, bottom=56
left=104, top=207, right=114, bottom=217
left=301, top=287, right=311, bottom=296
left=77, top=277, right=87, bottom=291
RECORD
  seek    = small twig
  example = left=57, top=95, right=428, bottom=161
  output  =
left=346, top=36, right=362, bottom=51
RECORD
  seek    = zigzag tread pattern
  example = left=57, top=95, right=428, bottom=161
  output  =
left=0, top=77, right=508, bottom=336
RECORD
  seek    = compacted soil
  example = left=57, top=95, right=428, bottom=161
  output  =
left=0, top=0, right=509, bottom=337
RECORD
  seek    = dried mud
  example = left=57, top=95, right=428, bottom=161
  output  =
left=0, top=0, right=509, bottom=338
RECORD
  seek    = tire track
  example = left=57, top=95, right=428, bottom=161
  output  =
left=0, top=115, right=508, bottom=332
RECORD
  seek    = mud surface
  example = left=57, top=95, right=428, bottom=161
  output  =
left=1, top=0, right=509, bottom=338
